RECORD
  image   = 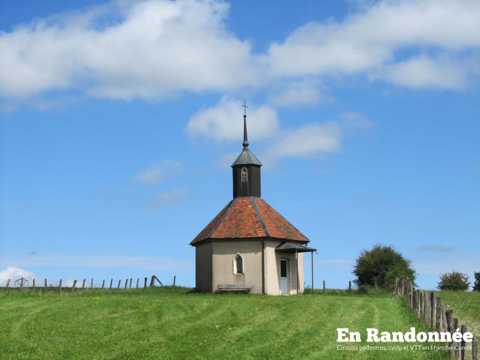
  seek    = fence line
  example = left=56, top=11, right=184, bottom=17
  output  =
left=394, top=278, right=478, bottom=360
left=0, top=274, right=169, bottom=291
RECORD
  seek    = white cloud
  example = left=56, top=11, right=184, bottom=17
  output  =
left=262, top=111, right=373, bottom=163
left=187, top=97, right=278, bottom=142
left=151, top=188, right=187, bottom=208
left=217, top=152, right=238, bottom=168
left=135, top=160, right=183, bottom=185
left=340, top=111, right=374, bottom=129
left=267, top=122, right=341, bottom=160
left=2, top=0, right=479, bottom=103
left=0, top=266, right=35, bottom=286
left=0, top=0, right=258, bottom=99
left=268, top=0, right=480, bottom=88
left=380, top=55, right=467, bottom=90
left=270, top=81, right=325, bottom=107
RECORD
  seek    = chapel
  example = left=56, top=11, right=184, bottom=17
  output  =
left=191, top=108, right=315, bottom=295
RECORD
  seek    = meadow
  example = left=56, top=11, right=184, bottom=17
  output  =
left=0, top=288, right=448, bottom=360
left=440, top=291, right=480, bottom=338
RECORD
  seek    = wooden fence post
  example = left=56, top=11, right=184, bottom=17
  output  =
left=460, top=325, right=467, bottom=360
left=136, top=278, right=139, bottom=289
left=124, top=279, right=128, bottom=289
left=419, top=290, right=423, bottom=317
left=417, top=290, right=421, bottom=318
left=426, top=292, right=430, bottom=323
left=423, top=291, right=428, bottom=322
left=446, top=310, right=453, bottom=332
left=441, top=305, right=448, bottom=332
left=129, top=278, right=133, bottom=288
left=45, top=278, right=48, bottom=288
left=32, top=279, right=36, bottom=289
left=420, top=291, right=424, bottom=319
left=58, top=279, right=62, bottom=292
left=472, top=336, right=478, bottom=360
left=144, top=277, right=148, bottom=289
left=417, top=290, right=422, bottom=317
left=109, top=279, right=113, bottom=289
left=82, top=279, right=86, bottom=289
left=413, top=289, right=417, bottom=313
left=436, top=298, right=443, bottom=330
left=430, top=292, right=436, bottom=329
left=117, top=280, right=121, bottom=289
left=101, top=280, right=105, bottom=289
left=322, top=280, right=325, bottom=293
left=421, top=291, right=425, bottom=320
left=173, top=275, right=176, bottom=287
left=72, top=280, right=77, bottom=290
left=424, top=291, right=429, bottom=323
left=411, top=283, right=415, bottom=308
left=6, top=279, right=10, bottom=288
left=348, top=280, right=352, bottom=292
left=409, top=283, right=413, bottom=308
left=453, top=318, right=459, bottom=358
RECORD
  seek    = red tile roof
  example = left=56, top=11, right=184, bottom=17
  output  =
left=191, top=197, right=309, bottom=245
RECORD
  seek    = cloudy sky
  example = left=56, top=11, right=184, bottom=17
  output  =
left=1, top=0, right=479, bottom=289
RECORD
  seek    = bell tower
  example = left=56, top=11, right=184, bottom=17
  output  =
left=231, top=102, right=262, bottom=198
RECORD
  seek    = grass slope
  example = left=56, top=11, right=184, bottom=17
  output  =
left=439, top=291, right=480, bottom=336
left=0, top=288, right=446, bottom=360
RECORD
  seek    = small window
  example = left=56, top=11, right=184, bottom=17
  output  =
left=235, top=254, right=244, bottom=274
left=240, top=167, right=248, bottom=183
left=280, top=259, right=288, bottom=277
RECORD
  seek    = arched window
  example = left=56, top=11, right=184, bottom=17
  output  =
left=235, top=254, right=244, bottom=274
left=240, top=167, right=248, bottom=183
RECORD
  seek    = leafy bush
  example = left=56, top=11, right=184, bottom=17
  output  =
left=354, top=245, right=415, bottom=289
left=473, top=272, right=480, bottom=292
left=357, top=285, right=369, bottom=294
left=438, top=272, right=470, bottom=291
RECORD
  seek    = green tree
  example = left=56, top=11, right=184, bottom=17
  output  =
left=354, top=245, right=415, bottom=289
left=438, top=272, right=470, bottom=291
left=473, top=272, right=480, bottom=292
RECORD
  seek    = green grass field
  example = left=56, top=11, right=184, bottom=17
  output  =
left=439, top=291, right=480, bottom=336
left=0, top=288, right=447, bottom=360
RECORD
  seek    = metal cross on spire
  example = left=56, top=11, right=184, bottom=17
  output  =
left=242, top=100, right=248, bottom=117
left=242, top=100, right=249, bottom=148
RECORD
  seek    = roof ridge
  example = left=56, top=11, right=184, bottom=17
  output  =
left=251, top=197, right=270, bottom=237
left=213, top=199, right=234, bottom=237
left=260, top=199, right=309, bottom=240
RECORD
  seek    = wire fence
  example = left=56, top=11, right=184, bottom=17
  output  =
left=0, top=274, right=174, bottom=291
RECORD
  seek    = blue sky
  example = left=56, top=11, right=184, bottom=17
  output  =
left=0, top=0, right=479, bottom=290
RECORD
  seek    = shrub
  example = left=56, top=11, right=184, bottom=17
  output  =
left=438, top=272, right=470, bottom=291
left=357, top=285, right=369, bottom=294
left=354, top=245, right=415, bottom=289
left=473, top=272, right=480, bottom=292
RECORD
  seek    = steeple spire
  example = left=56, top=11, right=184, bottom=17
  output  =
left=231, top=101, right=262, bottom=198
left=242, top=100, right=249, bottom=148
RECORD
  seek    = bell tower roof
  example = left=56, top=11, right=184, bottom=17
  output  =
left=232, top=148, right=262, bottom=167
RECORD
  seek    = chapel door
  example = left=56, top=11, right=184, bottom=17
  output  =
left=280, top=258, right=289, bottom=295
